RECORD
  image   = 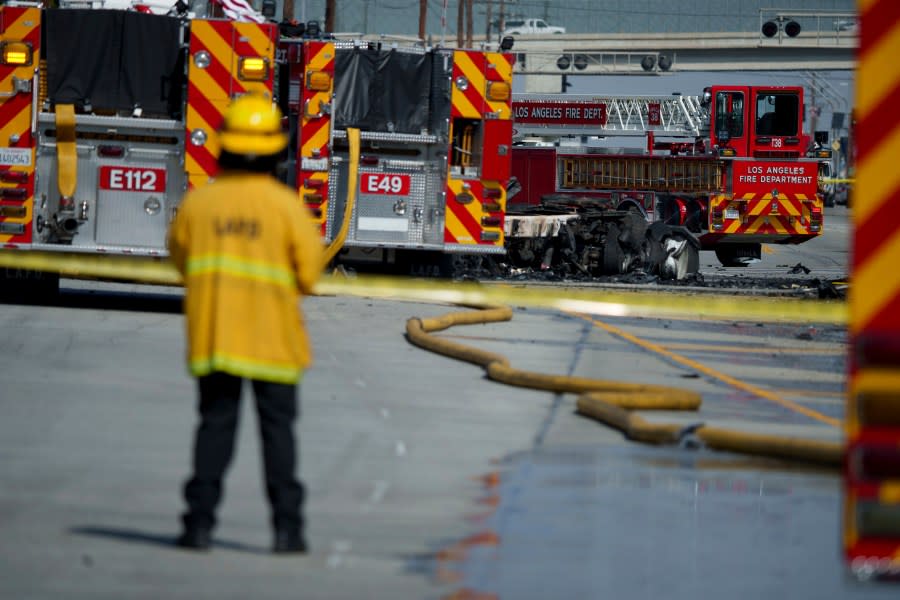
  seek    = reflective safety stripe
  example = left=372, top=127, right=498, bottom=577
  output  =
left=190, top=353, right=302, bottom=384
left=185, top=254, right=295, bottom=288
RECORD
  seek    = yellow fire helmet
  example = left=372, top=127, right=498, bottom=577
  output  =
left=218, top=94, right=288, bottom=157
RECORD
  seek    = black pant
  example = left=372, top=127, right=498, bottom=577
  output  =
left=182, top=372, right=305, bottom=534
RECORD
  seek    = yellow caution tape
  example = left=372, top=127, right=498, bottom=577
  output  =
left=338, top=276, right=847, bottom=324
left=820, top=178, right=855, bottom=184
left=0, top=250, right=181, bottom=285
left=0, top=248, right=847, bottom=324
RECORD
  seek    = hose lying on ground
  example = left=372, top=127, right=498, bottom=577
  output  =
left=406, top=305, right=842, bottom=468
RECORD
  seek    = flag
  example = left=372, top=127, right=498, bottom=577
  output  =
left=209, top=0, right=266, bottom=24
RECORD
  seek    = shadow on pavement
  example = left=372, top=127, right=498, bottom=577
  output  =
left=70, top=526, right=265, bottom=554
left=1, top=289, right=183, bottom=314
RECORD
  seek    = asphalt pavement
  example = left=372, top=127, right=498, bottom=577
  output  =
left=0, top=285, right=895, bottom=599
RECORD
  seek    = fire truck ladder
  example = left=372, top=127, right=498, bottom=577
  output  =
left=512, top=93, right=706, bottom=139
left=559, top=155, right=724, bottom=194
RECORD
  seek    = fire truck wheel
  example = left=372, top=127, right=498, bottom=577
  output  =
left=714, top=243, right=760, bottom=267
left=687, top=243, right=700, bottom=274
left=602, top=225, right=628, bottom=275
left=620, top=207, right=648, bottom=249
left=672, top=237, right=700, bottom=280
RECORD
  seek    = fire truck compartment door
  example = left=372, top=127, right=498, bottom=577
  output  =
left=329, top=158, right=442, bottom=247
left=352, top=169, right=427, bottom=244
left=481, top=119, right=513, bottom=181
left=95, top=163, right=172, bottom=248
left=44, top=10, right=184, bottom=116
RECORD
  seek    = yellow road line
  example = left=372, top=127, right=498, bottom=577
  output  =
left=443, top=336, right=845, bottom=357
left=662, top=342, right=846, bottom=355
left=576, top=313, right=843, bottom=428
left=774, top=390, right=845, bottom=406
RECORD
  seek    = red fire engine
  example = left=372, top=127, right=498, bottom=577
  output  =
left=506, top=87, right=831, bottom=271
left=276, top=28, right=514, bottom=274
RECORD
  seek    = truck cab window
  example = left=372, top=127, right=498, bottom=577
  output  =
left=715, top=91, right=744, bottom=140
left=756, top=93, right=799, bottom=136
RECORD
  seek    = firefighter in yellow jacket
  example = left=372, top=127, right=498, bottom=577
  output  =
left=168, top=94, right=323, bottom=553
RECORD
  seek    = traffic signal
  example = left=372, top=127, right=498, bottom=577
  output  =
left=658, top=55, right=672, bottom=71
left=761, top=21, right=779, bottom=37
left=784, top=20, right=801, bottom=37
left=762, top=18, right=801, bottom=38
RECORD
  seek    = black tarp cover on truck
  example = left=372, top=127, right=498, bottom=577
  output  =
left=43, top=9, right=185, bottom=117
left=333, top=47, right=434, bottom=135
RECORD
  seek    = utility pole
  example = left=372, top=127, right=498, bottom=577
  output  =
left=466, top=0, right=473, bottom=48
left=457, top=0, right=463, bottom=47
left=441, top=0, right=448, bottom=45
left=283, top=0, right=294, bottom=21
left=485, top=0, right=493, bottom=43
left=419, top=0, right=427, bottom=41
left=325, top=0, right=335, bottom=33
left=498, top=0, right=505, bottom=34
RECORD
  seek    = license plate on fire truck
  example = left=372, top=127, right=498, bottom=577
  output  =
left=360, top=173, right=411, bottom=195
left=0, top=148, right=32, bottom=167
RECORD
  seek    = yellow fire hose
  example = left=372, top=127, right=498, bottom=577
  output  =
left=406, top=305, right=843, bottom=468
left=56, top=104, right=77, bottom=199
left=321, top=127, right=360, bottom=267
